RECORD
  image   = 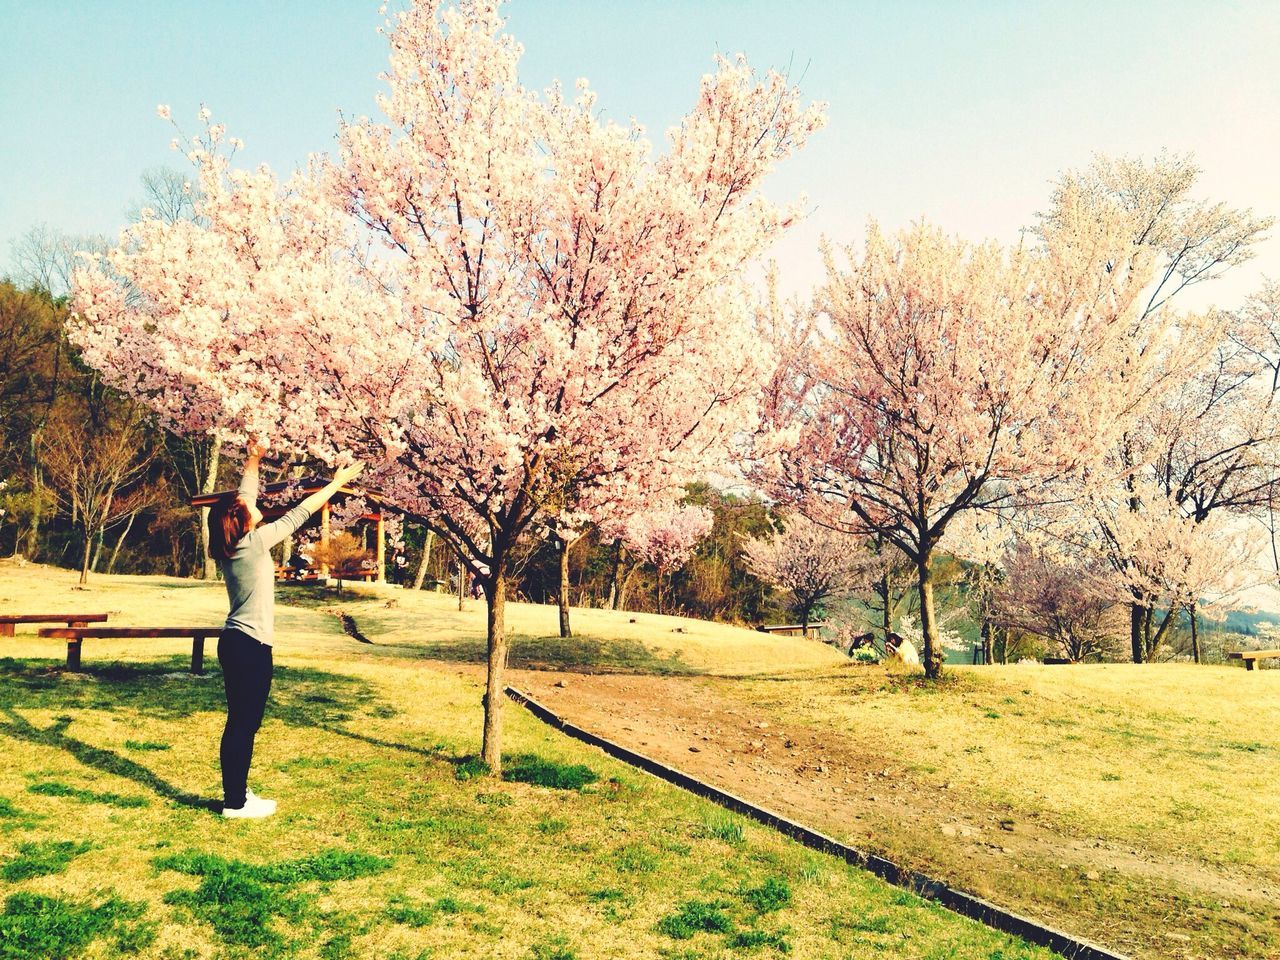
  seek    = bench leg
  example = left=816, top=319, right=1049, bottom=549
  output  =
left=66, top=641, right=82, bottom=672
left=0, top=623, right=13, bottom=637
left=1245, top=658, right=1256, bottom=671
left=192, top=637, right=205, bottom=676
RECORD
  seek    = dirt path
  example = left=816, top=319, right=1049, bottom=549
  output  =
left=496, top=669, right=1278, bottom=960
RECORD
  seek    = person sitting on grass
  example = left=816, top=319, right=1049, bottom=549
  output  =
left=208, top=442, right=364, bottom=819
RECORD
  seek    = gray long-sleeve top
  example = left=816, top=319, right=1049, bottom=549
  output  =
left=220, top=462, right=313, bottom=646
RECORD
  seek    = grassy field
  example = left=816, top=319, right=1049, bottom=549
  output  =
left=0, top=563, right=1048, bottom=960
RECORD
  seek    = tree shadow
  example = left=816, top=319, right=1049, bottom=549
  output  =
left=0, top=707, right=219, bottom=812
left=368, top=633, right=702, bottom=676
left=0, top=657, right=465, bottom=813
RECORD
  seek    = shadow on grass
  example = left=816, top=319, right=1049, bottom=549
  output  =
left=375, top=633, right=702, bottom=676
left=0, top=656, right=459, bottom=813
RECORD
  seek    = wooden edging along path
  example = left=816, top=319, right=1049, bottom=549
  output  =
left=504, top=685, right=1130, bottom=960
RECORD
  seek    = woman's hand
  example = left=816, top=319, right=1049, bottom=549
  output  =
left=247, top=440, right=268, bottom=460
left=333, top=461, right=365, bottom=486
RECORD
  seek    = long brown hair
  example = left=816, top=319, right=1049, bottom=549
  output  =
left=208, top=493, right=252, bottom=563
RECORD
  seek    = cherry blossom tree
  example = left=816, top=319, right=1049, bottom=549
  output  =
left=759, top=214, right=1190, bottom=678
left=1035, top=154, right=1275, bottom=661
left=1088, top=479, right=1270, bottom=662
left=337, top=3, right=821, bottom=769
left=619, top=505, right=714, bottom=614
left=741, top=513, right=872, bottom=635
left=993, top=541, right=1124, bottom=662
left=70, top=0, right=823, bottom=773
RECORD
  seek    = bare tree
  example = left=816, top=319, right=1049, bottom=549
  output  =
left=39, top=407, right=155, bottom=584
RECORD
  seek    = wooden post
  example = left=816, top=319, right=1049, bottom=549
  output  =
left=319, top=501, right=331, bottom=578
left=66, top=640, right=82, bottom=671
left=375, top=511, right=386, bottom=583
left=191, top=636, right=205, bottom=675
left=0, top=623, right=13, bottom=637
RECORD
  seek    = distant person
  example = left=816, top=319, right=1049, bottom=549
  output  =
left=286, top=550, right=310, bottom=580
left=208, top=442, right=363, bottom=819
left=885, top=631, right=921, bottom=666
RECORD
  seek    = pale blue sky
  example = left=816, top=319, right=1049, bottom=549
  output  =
left=2, top=0, right=1278, bottom=304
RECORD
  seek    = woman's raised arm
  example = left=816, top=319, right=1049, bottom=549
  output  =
left=256, top=460, right=365, bottom=551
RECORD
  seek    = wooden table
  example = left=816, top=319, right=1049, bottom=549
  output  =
left=37, top=626, right=223, bottom=674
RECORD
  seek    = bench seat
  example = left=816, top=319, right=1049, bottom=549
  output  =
left=1227, top=650, right=1280, bottom=671
left=37, top=626, right=222, bottom=675
left=0, top=613, right=109, bottom=636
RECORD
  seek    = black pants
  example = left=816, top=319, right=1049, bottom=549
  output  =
left=218, top=628, right=273, bottom=808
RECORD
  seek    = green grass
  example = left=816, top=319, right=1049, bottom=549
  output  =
left=502, top=753, right=599, bottom=790
left=0, top=892, right=155, bottom=959
left=1, top=839, right=93, bottom=881
left=155, top=849, right=392, bottom=955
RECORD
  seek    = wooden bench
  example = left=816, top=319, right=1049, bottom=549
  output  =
left=334, top=562, right=378, bottom=582
left=0, top=613, right=109, bottom=636
left=37, top=627, right=222, bottom=675
left=275, top=565, right=320, bottom=583
left=1227, top=650, right=1280, bottom=671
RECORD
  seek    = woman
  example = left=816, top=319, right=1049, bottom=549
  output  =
left=208, top=443, right=364, bottom=819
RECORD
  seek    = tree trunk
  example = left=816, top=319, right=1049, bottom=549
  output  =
left=878, top=571, right=892, bottom=643
left=199, top=435, right=221, bottom=580
left=25, top=433, right=43, bottom=561
left=980, top=617, right=993, bottom=666
left=916, top=552, right=943, bottom=679
left=1142, top=604, right=1155, bottom=661
left=617, top=564, right=636, bottom=612
left=457, top=553, right=467, bottom=611
left=78, top=528, right=93, bottom=585
left=557, top=536, right=572, bottom=638
left=1189, top=603, right=1201, bottom=664
left=801, top=603, right=811, bottom=639
left=413, top=528, right=434, bottom=590
left=106, top=510, right=138, bottom=574
left=481, top=565, right=508, bottom=775
left=1146, top=605, right=1174, bottom=662
left=90, top=527, right=105, bottom=573
left=656, top=569, right=665, bottom=615
left=607, top=539, right=623, bottom=609
left=1129, top=599, right=1145, bottom=664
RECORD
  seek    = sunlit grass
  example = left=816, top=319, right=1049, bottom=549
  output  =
left=0, top=563, right=1049, bottom=959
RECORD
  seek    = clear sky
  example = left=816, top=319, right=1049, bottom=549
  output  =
left=2, top=0, right=1278, bottom=306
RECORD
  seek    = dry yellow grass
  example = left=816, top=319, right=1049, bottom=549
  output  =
left=731, top=661, right=1280, bottom=871
left=0, top=562, right=844, bottom=676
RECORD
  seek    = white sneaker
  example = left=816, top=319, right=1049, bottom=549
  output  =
left=223, top=790, right=277, bottom=819
left=246, top=788, right=276, bottom=813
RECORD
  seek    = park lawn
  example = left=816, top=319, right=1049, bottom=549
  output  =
left=0, top=563, right=1046, bottom=960
left=279, top=580, right=847, bottom=676
left=714, top=662, right=1280, bottom=958
left=0, top=563, right=846, bottom=677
